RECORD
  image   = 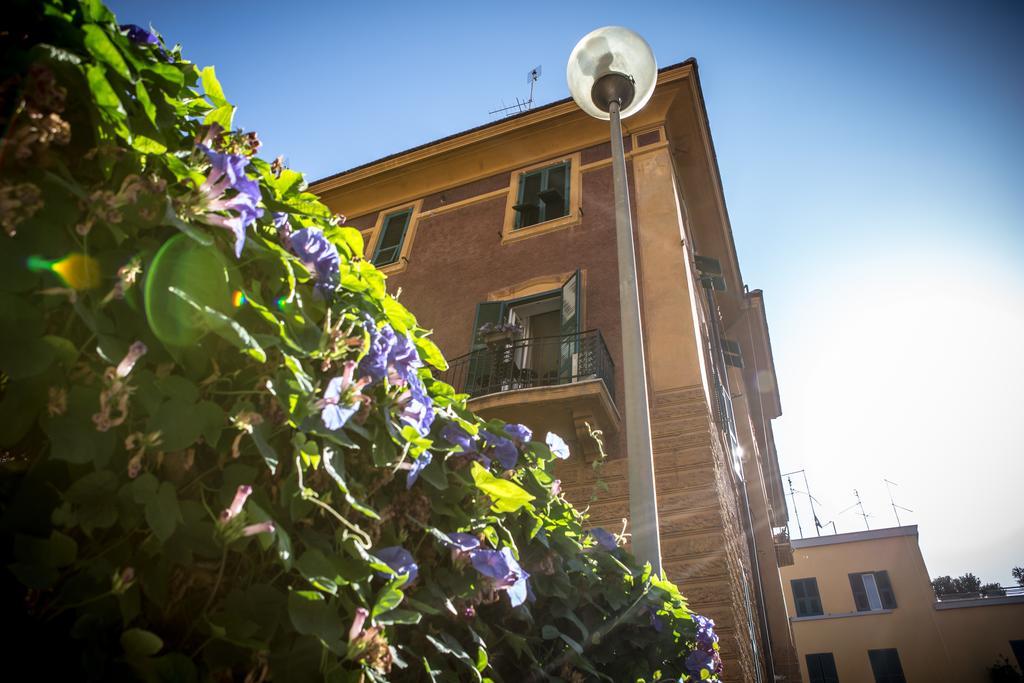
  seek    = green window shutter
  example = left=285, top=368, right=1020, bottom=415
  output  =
left=721, top=338, right=744, bottom=368
left=470, top=301, right=504, bottom=349
left=513, top=161, right=570, bottom=229
left=372, top=209, right=412, bottom=266
left=868, top=649, right=906, bottom=683
left=875, top=571, right=897, bottom=609
left=558, top=270, right=581, bottom=380
left=849, top=573, right=870, bottom=612
left=806, top=653, right=839, bottom=683
left=792, top=578, right=823, bottom=617
left=694, top=254, right=727, bottom=291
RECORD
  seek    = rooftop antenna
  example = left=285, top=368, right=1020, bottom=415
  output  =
left=786, top=475, right=804, bottom=539
left=489, top=65, right=542, bottom=118
left=837, top=489, right=872, bottom=530
left=883, top=478, right=913, bottom=527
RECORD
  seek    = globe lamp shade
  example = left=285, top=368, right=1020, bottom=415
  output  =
left=566, top=26, right=657, bottom=120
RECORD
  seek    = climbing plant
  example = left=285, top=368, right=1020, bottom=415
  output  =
left=0, top=1, right=721, bottom=681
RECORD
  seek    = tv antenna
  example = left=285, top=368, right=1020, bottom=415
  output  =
left=489, top=65, right=542, bottom=118
left=838, top=489, right=872, bottom=530
left=883, top=478, right=913, bottom=526
left=782, top=468, right=834, bottom=538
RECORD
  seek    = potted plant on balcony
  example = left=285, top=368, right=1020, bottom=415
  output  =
left=478, top=321, right=522, bottom=349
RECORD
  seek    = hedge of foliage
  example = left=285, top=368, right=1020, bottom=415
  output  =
left=0, top=1, right=722, bottom=681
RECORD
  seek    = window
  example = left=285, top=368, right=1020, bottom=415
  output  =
left=868, top=649, right=906, bottom=683
left=850, top=571, right=897, bottom=611
left=806, top=653, right=839, bottom=683
left=721, top=338, right=743, bottom=368
left=371, top=209, right=412, bottom=267
left=513, top=161, right=569, bottom=229
left=791, top=578, right=824, bottom=617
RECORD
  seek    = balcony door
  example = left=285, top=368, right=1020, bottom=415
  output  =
left=467, top=271, right=581, bottom=394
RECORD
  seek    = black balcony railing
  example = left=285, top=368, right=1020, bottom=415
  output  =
left=440, top=329, right=615, bottom=401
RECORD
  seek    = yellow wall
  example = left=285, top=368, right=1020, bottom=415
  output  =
left=781, top=526, right=1024, bottom=682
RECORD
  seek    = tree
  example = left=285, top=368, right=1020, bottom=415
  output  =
left=1013, top=566, right=1024, bottom=587
left=0, top=1, right=720, bottom=681
left=932, top=573, right=1004, bottom=597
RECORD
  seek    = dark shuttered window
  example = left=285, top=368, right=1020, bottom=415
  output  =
left=372, top=209, right=412, bottom=266
left=868, top=649, right=906, bottom=683
left=791, top=577, right=824, bottom=617
left=513, top=161, right=570, bottom=229
left=806, top=653, right=839, bottom=683
left=850, top=571, right=897, bottom=611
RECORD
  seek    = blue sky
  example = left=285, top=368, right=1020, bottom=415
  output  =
left=109, top=0, right=1024, bottom=583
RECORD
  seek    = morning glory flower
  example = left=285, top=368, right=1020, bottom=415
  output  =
left=218, top=484, right=275, bottom=538
left=375, top=546, right=418, bottom=584
left=288, top=227, right=340, bottom=295
left=546, top=432, right=570, bottom=459
left=358, top=320, right=397, bottom=382
left=120, top=24, right=158, bottom=46
left=273, top=211, right=292, bottom=238
left=320, top=360, right=368, bottom=431
left=442, top=532, right=481, bottom=553
left=589, top=527, right=618, bottom=551
left=193, top=144, right=264, bottom=257
left=406, top=452, right=432, bottom=489
left=397, top=373, right=434, bottom=436
left=694, top=614, right=719, bottom=651
left=469, top=547, right=530, bottom=608
left=686, top=649, right=715, bottom=675
left=389, top=331, right=423, bottom=381
left=441, top=423, right=475, bottom=453
left=481, top=430, right=518, bottom=470
left=503, top=423, right=532, bottom=444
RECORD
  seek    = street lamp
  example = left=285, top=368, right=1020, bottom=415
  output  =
left=567, top=27, right=662, bottom=574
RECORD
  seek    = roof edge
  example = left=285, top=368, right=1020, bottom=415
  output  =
left=791, top=525, right=918, bottom=549
left=310, top=58, right=697, bottom=190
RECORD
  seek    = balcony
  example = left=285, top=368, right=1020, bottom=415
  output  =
left=440, top=330, right=620, bottom=453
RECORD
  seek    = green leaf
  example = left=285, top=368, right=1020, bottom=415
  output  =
left=162, top=204, right=214, bottom=245
left=83, top=25, right=131, bottom=80
left=85, top=64, right=122, bottom=111
left=249, top=423, right=280, bottom=473
left=121, top=628, right=163, bottom=658
left=200, top=66, right=228, bottom=107
left=371, top=576, right=406, bottom=619
left=425, top=634, right=482, bottom=682
left=131, top=134, right=167, bottom=154
left=287, top=589, right=343, bottom=646
left=376, top=609, right=421, bottom=625
left=204, top=103, right=235, bottom=129
left=135, top=80, right=158, bottom=126
left=169, top=286, right=267, bottom=362
left=470, top=462, right=535, bottom=513
left=145, top=481, right=181, bottom=542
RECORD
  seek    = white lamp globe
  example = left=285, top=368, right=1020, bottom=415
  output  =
left=566, top=26, right=657, bottom=120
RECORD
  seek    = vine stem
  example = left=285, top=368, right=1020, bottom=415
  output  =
left=183, top=545, right=228, bottom=646
left=296, top=455, right=372, bottom=548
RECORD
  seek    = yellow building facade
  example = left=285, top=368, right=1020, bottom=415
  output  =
left=780, top=525, right=1024, bottom=682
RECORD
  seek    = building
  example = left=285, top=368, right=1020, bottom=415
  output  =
left=312, top=59, right=801, bottom=682
left=780, top=525, right=1024, bottom=682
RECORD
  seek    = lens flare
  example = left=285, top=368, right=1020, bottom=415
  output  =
left=27, top=253, right=102, bottom=290
left=232, top=290, right=247, bottom=307
left=275, top=296, right=288, bottom=310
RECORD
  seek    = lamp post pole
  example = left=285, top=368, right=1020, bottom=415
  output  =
left=607, top=99, right=662, bottom=574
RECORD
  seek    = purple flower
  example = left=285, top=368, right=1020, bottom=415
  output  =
left=481, top=430, right=518, bottom=470
left=358, top=320, right=397, bottom=382
left=443, top=532, right=481, bottom=552
left=121, top=24, right=158, bottom=46
left=648, top=607, right=665, bottom=633
left=589, top=528, right=618, bottom=551
left=503, top=423, right=532, bottom=444
left=375, top=546, right=418, bottom=584
left=220, top=484, right=253, bottom=524
left=273, top=212, right=292, bottom=238
left=389, top=332, right=423, bottom=381
left=406, top=452, right=432, bottom=489
left=320, top=361, right=367, bottom=431
left=194, top=145, right=264, bottom=257
left=398, top=374, right=434, bottom=437
left=441, top=423, right=475, bottom=452
left=546, top=432, right=570, bottom=459
left=686, top=649, right=715, bottom=675
left=469, top=547, right=530, bottom=607
left=289, top=228, right=340, bottom=295
left=694, top=614, right=719, bottom=651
